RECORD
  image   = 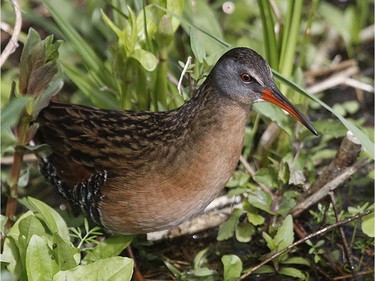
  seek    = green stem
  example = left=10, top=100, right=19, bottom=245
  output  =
left=257, top=0, right=278, bottom=69
left=6, top=117, right=29, bottom=227
left=153, top=47, right=168, bottom=111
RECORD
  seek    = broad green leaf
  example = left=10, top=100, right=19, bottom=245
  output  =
left=253, top=166, right=279, bottom=188
left=247, top=209, right=265, bottom=226
left=52, top=233, right=79, bottom=270
left=282, top=256, right=310, bottom=266
left=222, top=255, right=242, bottom=281
left=19, top=197, right=70, bottom=242
left=53, top=257, right=133, bottom=281
left=82, top=235, right=133, bottom=264
left=6, top=211, right=33, bottom=239
left=190, top=27, right=206, bottom=63
left=247, top=190, right=274, bottom=214
left=19, top=29, right=42, bottom=94
left=279, top=267, right=307, bottom=279
left=27, top=62, right=58, bottom=97
left=26, top=235, right=59, bottom=281
left=183, top=0, right=224, bottom=55
left=18, top=215, right=46, bottom=244
left=130, top=49, right=157, bottom=72
left=274, top=215, right=294, bottom=250
left=313, top=119, right=347, bottom=137
left=32, top=65, right=64, bottom=119
left=361, top=213, right=374, bottom=237
left=235, top=221, right=255, bottom=243
left=217, top=209, right=244, bottom=241
left=276, top=196, right=296, bottom=215
left=2, top=237, right=22, bottom=279
left=167, top=0, right=184, bottom=31
left=253, top=264, right=274, bottom=274
left=0, top=215, right=7, bottom=233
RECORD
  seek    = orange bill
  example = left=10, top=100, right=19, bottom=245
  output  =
left=262, top=86, right=318, bottom=135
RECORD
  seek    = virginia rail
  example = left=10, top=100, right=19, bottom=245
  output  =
left=36, top=47, right=317, bottom=234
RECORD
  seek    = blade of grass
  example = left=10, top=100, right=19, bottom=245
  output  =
left=42, top=0, right=116, bottom=92
left=279, top=0, right=303, bottom=79
left=62, top=63, right=118, bottom=109
left=257, top=0, right=278, bottom=69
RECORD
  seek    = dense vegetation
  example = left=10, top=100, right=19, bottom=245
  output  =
left=1, top=0, right=374, bottom=280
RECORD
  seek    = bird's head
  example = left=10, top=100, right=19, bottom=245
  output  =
left=210, top=47, right=317, bottom=135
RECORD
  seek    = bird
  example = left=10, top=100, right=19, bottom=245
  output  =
left=36, top=47, right=317, bottom=235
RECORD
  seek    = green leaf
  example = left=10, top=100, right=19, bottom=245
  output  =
left=166, top=0, right=184, bottom=31
left=276, top=196, right=296, bottom=215
left=253, top=166, right=279, bottom=188
left=282, top=256, right=310, bottom=266
left=278, top=267, right=306, bottom=279
left=0, top=215, right=7, bottom=233
left=6, top=211, right=33, bottom=239
left=183, top=0, right=224, bottom=55
left=19, top=197, right=70, bottom=242
left=361, top=213, right=375, bottom=237
left=222, top=255, right=242, bottom=281
left=193, top=248, right=216, bottom=277
left=101, top=10, right=126, bottom=46
left=42, top=0, right=116, bottom=91
left=262, top=232, right=275, bottom=251
left=27, top=62, right=58, bottom=97
left=217, top=209, right=244, bottom=241
left=26, top=235, right=59, bottom=281
left=130, top=49, right=158, bottom=72
left=247, top=190, right=274, bottom=214
left=1, top=96, right=32, bottom=132
left=19, top=29, right=42, bottom=94
left=247, top=209, right=265, bottom=226
left=311, top=119, right=347, bottom=138
left=62, top=63, right=118, bottom=109
left=32, top=65, right=64, bottom=119
left=253, top=264, right=274, bottom=274
left=52, top=233, right=79, bottom=270
left=274, top=215, right=294, bottom=250
left=53, top=257, right=133, bottom=281
left=190, top=27, right=206, bottom=63
left=2, top=237, right=22, bottom=279
left=18, top=215, right=46, bottom=244
left=82, top=235, right=133, bottom=264
left=235, top=221, right=255, bottom=243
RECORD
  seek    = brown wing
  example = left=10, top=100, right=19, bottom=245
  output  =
left=36, top=102, right=172, bottom=185
left=36, top=102, right=175, bottom=224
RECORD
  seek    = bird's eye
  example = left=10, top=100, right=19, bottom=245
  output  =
left=241, top=73, right=252, bottom=83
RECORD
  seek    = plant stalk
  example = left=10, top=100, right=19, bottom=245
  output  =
left=5, top=117, right=29, bottom=228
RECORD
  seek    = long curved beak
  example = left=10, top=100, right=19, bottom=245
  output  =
left=262, top=85, right=318, bottom=135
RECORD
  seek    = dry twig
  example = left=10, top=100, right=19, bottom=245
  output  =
left=291, top=131, right=364, bottom=217
left=0, top=0, right=22, bottom=67
left=147, top=195, right=241, bottom=241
